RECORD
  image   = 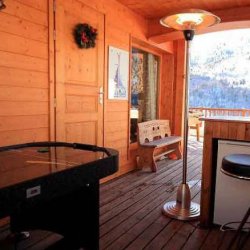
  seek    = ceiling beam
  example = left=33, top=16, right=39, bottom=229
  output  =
left=148, top=6, right=250, bottom=43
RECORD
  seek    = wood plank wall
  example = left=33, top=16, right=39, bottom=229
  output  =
left=172, top=40, right=186, bottom=136
left=0, top=0, right=49, bottom=146
left=159, top=53, right=175, bottom=123
left=76, top=0, right=173, bottom=178
left=103, top=0, right=150, bottom=177
left=0, top=0, right=174, bottom=179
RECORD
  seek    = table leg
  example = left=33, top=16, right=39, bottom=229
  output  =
left=196, top=124, right=200, bottom=141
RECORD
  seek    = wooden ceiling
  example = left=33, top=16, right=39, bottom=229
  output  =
left=116, top=0, right=250, bottom=19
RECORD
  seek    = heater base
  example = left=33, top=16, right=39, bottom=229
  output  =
left=162, top=201, right=200, bottom=221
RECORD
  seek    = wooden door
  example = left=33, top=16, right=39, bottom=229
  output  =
left=55, top=0, right=104, bottom=146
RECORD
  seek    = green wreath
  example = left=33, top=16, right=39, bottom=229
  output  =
left=73, top=23, right=98, bottom=49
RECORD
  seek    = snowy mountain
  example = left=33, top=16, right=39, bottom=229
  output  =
left=189, top=29, right=250, bottom=108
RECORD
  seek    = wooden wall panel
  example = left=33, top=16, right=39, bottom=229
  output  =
left=0, top=129, right=48, bottom=146
left=0, top=13, right=47, bottom=42
left=0, top=0, right=49, bottom=146
left=173, top=40, right=186, bottom=136
left=65, top=121, right=97, bottom=145
left=92, top=0, right=139, bottom=176
left=15, top=0, right=48, bottom=12
left=159, top=53, right=174, bottom=126
left=0, top=32, right=48, bottom=59
left=0, top=68, right=48, bottom=88
left=0, top=86, right=48, bottom=102
left=3, top=0, right=47, bottom=26
left=246, top=124, right=250, bottom=140
left=0, top=0, right=174, bottom=179
left=0, top=52, right=48, bottom=72
left=0, top=102, right=48, bottom=116
left=76, top=0, right=173, bottom=177
left=0, top=116, right=48, bottom=132
left=55, top=0, right=104, bottom=147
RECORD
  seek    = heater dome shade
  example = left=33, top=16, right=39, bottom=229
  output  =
left=160, top=9, right=220, bottom=31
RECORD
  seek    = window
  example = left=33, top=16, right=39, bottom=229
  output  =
left=130, top=48, right=159, bottom=143
left=190, top=29, right=250, bottom=109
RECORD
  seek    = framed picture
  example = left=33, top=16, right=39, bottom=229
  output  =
left=108, top=46, right=129, bottom=100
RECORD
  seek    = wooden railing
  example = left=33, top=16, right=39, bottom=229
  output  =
left=189, top=107, right=250, bottom=117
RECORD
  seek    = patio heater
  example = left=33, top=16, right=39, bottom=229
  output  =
left=160, top=9, right=220, bottom=220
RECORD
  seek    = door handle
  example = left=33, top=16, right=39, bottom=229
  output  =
left=98, top=87, right=104, bottom=104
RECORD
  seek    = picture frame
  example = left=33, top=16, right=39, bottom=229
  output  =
left=108, top=46, right=129, bottom=100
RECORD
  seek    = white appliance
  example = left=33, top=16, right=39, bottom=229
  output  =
left=214, top=140, right=250, bottom=229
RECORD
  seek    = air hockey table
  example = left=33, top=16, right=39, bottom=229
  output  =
left=0, top=142, right=119, bottom=250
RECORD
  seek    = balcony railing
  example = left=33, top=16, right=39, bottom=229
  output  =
left=188, top=107, right=250, bottom=140
left=189, top=107, right=250, bottom=117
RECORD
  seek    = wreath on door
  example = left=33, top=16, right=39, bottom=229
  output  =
left=73, top=23, right=98, bottom=49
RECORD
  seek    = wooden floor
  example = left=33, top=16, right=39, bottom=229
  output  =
left=0, top=137, right=249, bottom=249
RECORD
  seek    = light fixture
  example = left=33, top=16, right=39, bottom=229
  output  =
left=160, top=9, right=220, bottom=220
left=0, top=0, right=6, bottom=11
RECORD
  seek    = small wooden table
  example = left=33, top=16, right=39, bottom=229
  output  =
left=200, top=116, right=250, bottom=227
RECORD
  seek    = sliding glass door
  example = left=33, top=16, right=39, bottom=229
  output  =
left=130, top=48, right=159, bottom=143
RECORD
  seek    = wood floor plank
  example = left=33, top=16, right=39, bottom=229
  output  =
left=124, top=180, right=201, bottom=250
left=100, top=140, right=202, bottom=206
left=100, top=160, right=182, bottom=217
left=100, top=148, right=202, bottom=218
left=101, top=174, right=201, bottom=249
left=1, top=138, right=250, bottom=250
left=100, top=160, right=201, bottom=242
left=218, top=229, right=236, bottom=250
left=161, top=222, right=196, bottom=250
left=100, top=149, right=201, bottom=216
left=182, top=227, right=210, bottom=250
left=143, top=220, right=184, bottom=250
left=242, top=233, right=250, bottom=250
left=200, top=226, right=227, bottom=250
left=100, top=156, right=201, bottom=226
left=100, top=158, right=183, bottom=206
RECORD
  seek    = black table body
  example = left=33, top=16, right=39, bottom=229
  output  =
left=0, top=142, right=119, bottom=250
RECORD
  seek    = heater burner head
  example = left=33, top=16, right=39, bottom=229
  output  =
left=160, top=9, right=220, bottom=31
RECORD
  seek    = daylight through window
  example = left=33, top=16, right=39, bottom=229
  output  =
left=190, top=29, right=250, bottom=109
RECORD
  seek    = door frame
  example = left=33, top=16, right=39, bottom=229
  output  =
left=48, top=0, right=56, bottom=142
left=129, top=37, right=164, bottom=150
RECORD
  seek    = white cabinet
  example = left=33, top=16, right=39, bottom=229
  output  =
left=214, top=140, right=250, bottom=229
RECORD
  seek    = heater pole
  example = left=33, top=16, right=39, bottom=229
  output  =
left=162, top=30, right=200, bottom=220
left=182, top=38, right=190, bottom=184
left=182, top=30, right=194, bottom=184
left=160, top=9, right=220, bottom=221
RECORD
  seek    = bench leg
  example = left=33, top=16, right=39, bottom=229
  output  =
left=175, top=143, right=182, bottom=159
left=151, top=156, right=157, bottom=172
left=138, top=147, right=156, bottom=172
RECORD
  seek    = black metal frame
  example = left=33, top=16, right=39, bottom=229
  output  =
left=0, top=142, right=119, bottom=250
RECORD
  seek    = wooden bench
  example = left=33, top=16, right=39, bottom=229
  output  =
left=137, top=120, right=182, bottom=172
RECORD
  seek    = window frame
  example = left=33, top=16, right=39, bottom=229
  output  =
left=129, top=37, right=163, bottom=149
